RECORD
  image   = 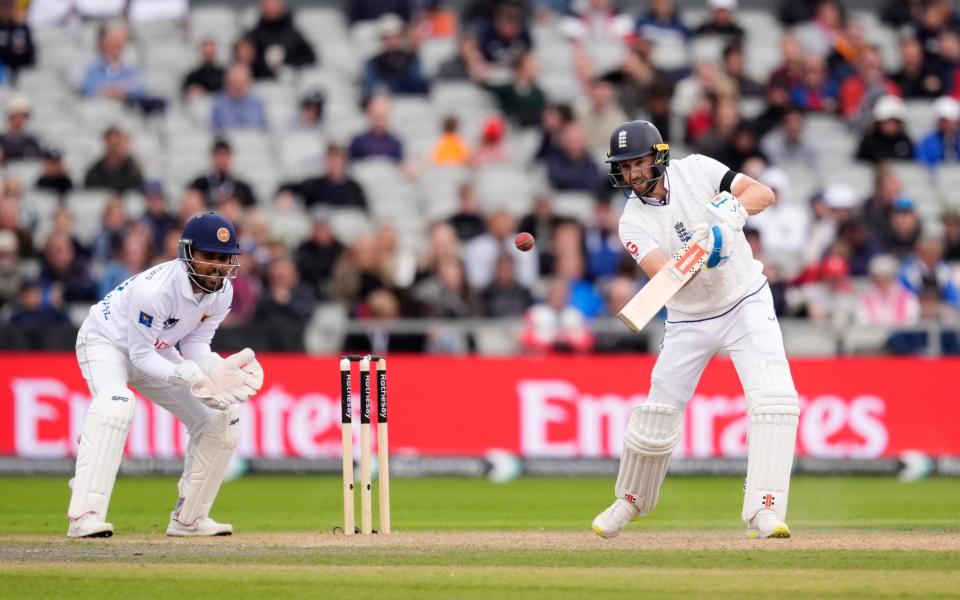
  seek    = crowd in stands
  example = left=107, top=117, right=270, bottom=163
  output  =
left=1, top=0, right=960, bottom=355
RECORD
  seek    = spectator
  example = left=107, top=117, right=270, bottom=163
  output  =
left=415, top=222, right=460, bottom=282
left=0, top=95, right=40, bottom=161
left=603, top=41, right=668, bottom=119
left=7, top=279, right=71, bottom=325
left=892, top=36, right=944, bottom=99
left=795, top=0, right=843, bottom=58
left=0, top=196, right=31, bottom=258
left=886, top=282, right=960, bottom=355
left=915, top=96, right=960, bottom=169
left=722, top=44, right=763, bottom=97
left=471, top=115, right=510, bottom=166
left=348, top=0, right=413, bottom=24
left=518, top=195, right=564, bottom=275
left=294, top=209, right=344, bottom=300
left=836, top=217, right=884, bottom=276
left=790, top=54, right=839, bottom=113
left=546, top=122, right=604, bottom=194
left=939, top=31, right=960, bottom=100
left=35, top=147, right=73, bottom=197
left=331, top=233, right=392, bottom=308
left=695, top=0, right=744, bottom=42
left=943, top=210, right=960, bottom=261
left=694, top=97, right=741, bottom=159
left=362, top=14, right=430, bottom=100
left=83, top=126, right=143, bottom=193
left=475, top=51, right=546, bottom=128
left=90, top=195, right=129, bottom=263
left=855, top=95, right=915, bottom=163
left=558, top=0, right=634, bottom=42
left=534, top=103, right=574, bottom=161
left=760, top=105, right=819, bottom=172
left=38, top=231, right=97, bottom=304
left=97, top=230, right=150, bottom=299
left=412, top=256, right=477, bottom=318
left=749, top=167, right=810, bottom=263
left=803, top=183, right=858, bottom=269
left=295, top=90, right=325, bottom=128
left=342, top=288, right=427, bottom=354
left=280, top=144, right=367, bottom=210
left=46, top=207, right=89, bottom=262
left=556, top=249, right=605, bottom=318
left=636, top=0, right=691, bottom=45
left=447, top=182, right=486, bottom=242
left=801, top=254, right=857, bottom=329
left=839, top=46, right=901, bottom=125
left=768, top=34, right=805, bottom=90
left=140, top=180, right=177, bottom=255
left=899, top=233, right=960, bottom=307
left=826, top=19, right=869, bottom=82
left=80, top=23, right=144, bottom=102
left=211, top=63, right=268, bottom=132
left=474, top=2, right=532, bottom=70
left=222, top=253, right=262, bottom=328
left=0, top=0, right=33, bottom=73
left=232, top=35, right=275, bottom=80
left=0, top=229, right=22, bottom=306
left=182, top=38, right=225, bottom=98
left=464, top=210, right=538, bottom=289
left=576, top=78, right=627, bottom=154
left=856, top=254, right=919, bottom=326
left=860, top=166, right=901, bottom=237
left=430, top=115, right=471, bottom=166
left=437, top=33, right=483, bottom=80
left=881, top=196, right=922, bottom=259
left=520, top=277, right=594, bottom=353
left=584, top=199, right=622, bottom=280
left=255, top=255, right=316, bottom=324
left=480, top=253, right=533, bottom=317
left=188, top=139, right=257, bottom=207
left=245, top=0, right=317, bottom=78
left=348, top=95, right=404, bottom=162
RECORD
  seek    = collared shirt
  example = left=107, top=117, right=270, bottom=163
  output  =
left=81, top=59, right=144, bottom=99
left=618, top=153, right=764, bottom=316
left=211, top=92, right=268, bottom=131
left=82, top=260, right=233, bottom=382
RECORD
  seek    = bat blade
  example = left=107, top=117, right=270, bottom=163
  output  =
left=617, top=244, right=707, bottom=333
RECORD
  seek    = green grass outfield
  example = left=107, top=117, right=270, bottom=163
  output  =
left=1, top=475, right=959, bottom=598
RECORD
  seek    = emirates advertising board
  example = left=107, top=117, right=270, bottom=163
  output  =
left=2, top=354, right=959, bottom=461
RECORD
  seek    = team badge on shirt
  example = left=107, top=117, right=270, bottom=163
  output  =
left=162, top=317, right=179, bottom=330
left=674, top=221, right=691, bottom=242
left=138, top=312, right=154, bottom=328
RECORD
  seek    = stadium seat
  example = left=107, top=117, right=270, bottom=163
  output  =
left=278, top=130, right=325, bottom=179
left=431, top=81, right=498, bottom=114
left=66, top=190, right=114, bottom=244
left=419, top=38, right=457, bottom=78
left=843, top=325, right=893, bottom=355
left=552, top=192, right=596, bottom=225
left=474, top=166, right=534, bottom=215
left=779, top=319, right=838, bottom=356
left=329, top=208, right=372, bottom=245
left=22, top=190, right=60, bottom=223
left=303, top=302, right=348, bottom=355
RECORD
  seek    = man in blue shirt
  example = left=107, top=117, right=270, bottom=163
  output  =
left=348, top=94, right=403, bottom=161
left=211, top=64, right=268, bottom=132
left=915, top=96, right=960, bottom=169
left=81, top=23, right=144, bottom=101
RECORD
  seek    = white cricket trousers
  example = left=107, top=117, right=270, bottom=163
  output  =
left=75, top=325, right=215, bottom=438
left=649, top=282, right=793, bottom=409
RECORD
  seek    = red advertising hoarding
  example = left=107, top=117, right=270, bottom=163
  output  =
left=1, top=354, right=958, bottom=460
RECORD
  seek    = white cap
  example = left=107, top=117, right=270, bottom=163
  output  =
left=873, top=95, right=905, bottom=122
left=868, top=254, right=899, bottom=278
left=708, top=0, right=737, bottom=9
left=0, top=229, right=16, bottom=254
left=377, top=13, right=404, bottom=37
left=823, top=182, right=858, bottom=209
left=934, top=96, right=960, bottom=121
left=6, top=95, right=31, bottom=115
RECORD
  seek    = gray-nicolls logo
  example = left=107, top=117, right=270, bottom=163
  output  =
left=618, top=130, right=627, bottom=148
left=675, top=221, right=690, bottom=242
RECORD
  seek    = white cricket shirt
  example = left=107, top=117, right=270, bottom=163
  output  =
left=81, top=260, right=233, bottom=382
left=619, top=154, right=765, bottom=317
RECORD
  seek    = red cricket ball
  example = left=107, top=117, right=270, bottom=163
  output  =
left=514, top=232, right=535, bottom=252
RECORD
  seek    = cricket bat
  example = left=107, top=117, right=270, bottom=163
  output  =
left=617, top=242, right=708, bottom=333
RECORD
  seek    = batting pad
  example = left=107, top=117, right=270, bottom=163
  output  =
left=174, top=404, right=240, bottom=527
left=615, top=403, right=683, bottom=515
left=741, top=358, right=800, bottom=523
left=68, top=387, right=136, bottom=521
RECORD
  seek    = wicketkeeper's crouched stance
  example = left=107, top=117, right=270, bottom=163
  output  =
left=67, top=212, right=264, bottom=538
left=592, top=121, right=799, bottom=539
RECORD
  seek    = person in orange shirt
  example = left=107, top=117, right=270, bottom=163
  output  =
left=412, top=0, right=458, bottom=43
left=431, top=115, right=471, bottom=166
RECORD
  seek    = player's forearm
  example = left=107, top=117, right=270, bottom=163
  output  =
left=735, top=182, right=775, bottom=215
left=129, top=346, right=177, bottom=382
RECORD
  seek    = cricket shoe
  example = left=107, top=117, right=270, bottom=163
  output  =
left=166, top=515, right=233, bottom=537
left=746, top=509, right=791, bottom=539
left=592, top=499, right=639, bottom=539
left=67, top=513, right=114, bottom=538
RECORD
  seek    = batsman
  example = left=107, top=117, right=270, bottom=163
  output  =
left=592, top=120, right=799, bottom=539
left=67, top=212, right=264, bottom=538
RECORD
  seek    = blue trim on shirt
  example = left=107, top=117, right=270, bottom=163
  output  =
left=665, top=279, right=768, bottom=324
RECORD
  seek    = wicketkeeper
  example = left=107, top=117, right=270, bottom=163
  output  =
left=67, top=212, right=263, bottom=538
left=593, top=120, right=800, bottom=539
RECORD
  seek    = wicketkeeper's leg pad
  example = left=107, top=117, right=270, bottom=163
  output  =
left=173, top=404, right=240, bottom=527
left=741, top=358, right=800, bottom=523
left=615, top=403, right=683, bottom=515
left=67, top=386, right=136, bottom=521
